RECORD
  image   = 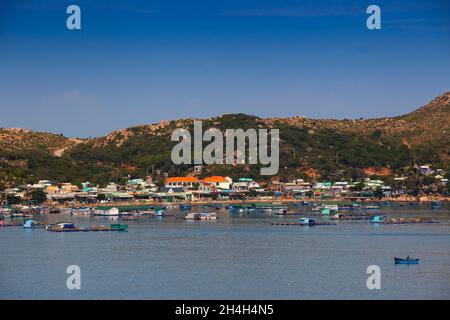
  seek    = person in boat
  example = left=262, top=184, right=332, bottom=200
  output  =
left=406, top=255, right=410, bottom=260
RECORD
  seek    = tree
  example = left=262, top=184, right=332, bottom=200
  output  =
left=373, top=187, right=384, bottom=199
left=351, top=182, right=364, bottom=192
left=28, top=189, right=47, bottom=204
left=305, top=190, right=314, bottom=198
left=6, top=195, right=21, bottom=204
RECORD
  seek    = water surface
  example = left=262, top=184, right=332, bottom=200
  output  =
left=1, top=203, right=449, bottom=299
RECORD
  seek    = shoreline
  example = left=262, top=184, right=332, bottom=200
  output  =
left=46, top=196, right=449, bottom=208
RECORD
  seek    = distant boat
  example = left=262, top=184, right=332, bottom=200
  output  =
left=179, top=204, right=192, bottom=211
left=299, top=218, right=316, bottom=226
left=394, top=257, right=419, bottom=264
left=371, top=215, right=385, bottom=223
left=23, top=219, right=44, bottom=229
left=431, top=202, right=442, bottom=209
left=154, top=209, right=165, bottom=217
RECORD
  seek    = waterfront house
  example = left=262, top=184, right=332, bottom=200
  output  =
left=165, top=177, right=199, bottom=190
left=93, top=207, right=120, bottom=216
left=45, top=185, right=60, bottom=194
left=158, top=187, right=193, bottom=202
left=105, top=183, right=118, bottom=192
left=201, top=176, right=232, bottom=191
left=232, top=178, right=260, bottom=192
left=61, top=183, right=79, bottom=193
left=38, top=180, right=54, bottom=187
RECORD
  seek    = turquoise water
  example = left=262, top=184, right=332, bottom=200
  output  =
left=1, top=203, right=449, bottom=299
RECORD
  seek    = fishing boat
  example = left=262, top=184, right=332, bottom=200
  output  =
left=394, top=257, right=419, bottom=264
left=153, top=209, right=166, bottom=217
left=23, top=219, right=45, bottom=229
left=371, top=215, right=385, bottom=223
left=299, top=218, right=316, bottom=226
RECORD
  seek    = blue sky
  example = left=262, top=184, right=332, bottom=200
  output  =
left=1, top=0, right=450, bottom=137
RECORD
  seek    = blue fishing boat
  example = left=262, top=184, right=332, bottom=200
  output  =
left=179, top=204, right=192, bottom=211
left=431, top=202, right=442, bottom=209
left=394, top=257, right=419, bottom=264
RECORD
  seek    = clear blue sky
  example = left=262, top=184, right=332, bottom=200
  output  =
left=1, top=0, right=449, bottom=137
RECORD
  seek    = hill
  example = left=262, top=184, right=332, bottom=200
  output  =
left=0, top=92, right=449, bottom=187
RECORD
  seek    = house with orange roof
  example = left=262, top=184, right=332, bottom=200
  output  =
left=164, top=177, right=200, bottom=190
left=199, top=176, right=232, bottom=192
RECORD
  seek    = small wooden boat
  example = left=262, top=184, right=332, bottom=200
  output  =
left=394, top=257, right=419, bottom=264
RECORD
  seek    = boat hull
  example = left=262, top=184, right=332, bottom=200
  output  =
left=394, top=258, right=419, bottom=264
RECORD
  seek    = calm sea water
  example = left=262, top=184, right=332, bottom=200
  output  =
left=1, top=203, right=449, bottom=299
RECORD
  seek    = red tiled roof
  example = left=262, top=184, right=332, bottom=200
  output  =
left=202, top=176, right=229, bottom=183
left=166, top=177, right=199, bottom=183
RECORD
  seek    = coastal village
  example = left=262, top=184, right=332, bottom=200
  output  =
left=1, top=163, right=448, bottom=209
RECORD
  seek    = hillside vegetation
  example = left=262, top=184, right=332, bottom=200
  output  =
left=1, top=92, right=449, bottom=187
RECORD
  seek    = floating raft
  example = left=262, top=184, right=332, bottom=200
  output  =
left=330, top=215, right=372, bottom=220
left=376, top=220, right=439, bottom=225
left=0, top=222, right=23, bottom=227
left=270, top=222, right=336, bottom=226
left=46, top=223, right=128, bottom=232
left=371, top=216, right=439, bottom=224
left=274, top=212, right=303, bottom=216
